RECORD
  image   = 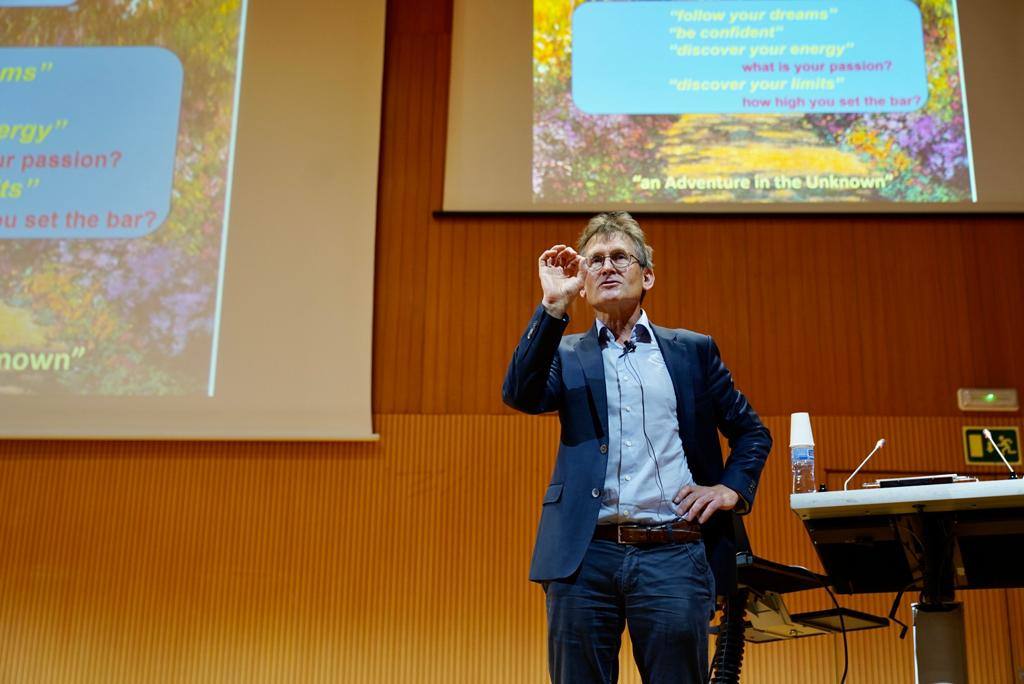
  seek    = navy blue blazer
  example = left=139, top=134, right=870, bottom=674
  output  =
left=502, top=305, right=772, bottom=595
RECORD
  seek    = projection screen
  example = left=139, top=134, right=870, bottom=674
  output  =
left=444, top=0, right=1024, bottom=212
left=0, top=0, right=383, bottom=439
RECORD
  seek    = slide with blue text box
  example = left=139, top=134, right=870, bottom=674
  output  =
left=0, top=47, right=183, bottom=238
left=572, top=0, right=928, bottom=115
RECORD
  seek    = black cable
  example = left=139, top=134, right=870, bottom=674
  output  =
left=888, top=588, right=910, bottom=639
left=823, top=585, right=849, bottom=684
left=887, top=573, right=924, bottom=640
left=709, top=590, right=748, bottom=684
left=622, top=348, right=675, bottom=520
left=924, top=518, right=957, bottom=606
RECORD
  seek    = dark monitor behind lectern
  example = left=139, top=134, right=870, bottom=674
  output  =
left=805, top=505, right=1024, bottom=594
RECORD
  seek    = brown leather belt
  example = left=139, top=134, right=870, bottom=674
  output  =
left=593, top=520, right=701, bottom=545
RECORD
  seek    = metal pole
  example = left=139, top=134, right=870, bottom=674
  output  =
left=912, top=602, right=968, bottom=684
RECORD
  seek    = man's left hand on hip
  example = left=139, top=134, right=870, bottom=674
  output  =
left=673, top=484, right=740, bottom=524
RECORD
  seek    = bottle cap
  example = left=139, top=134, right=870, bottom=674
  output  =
left=790, top=412, right=814, bottom=447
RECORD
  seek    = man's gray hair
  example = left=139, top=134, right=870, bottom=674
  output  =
left=576, top=211, right=654, bottom=269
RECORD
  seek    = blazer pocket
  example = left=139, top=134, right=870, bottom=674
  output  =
left=542, top=483, right=564, bottom=504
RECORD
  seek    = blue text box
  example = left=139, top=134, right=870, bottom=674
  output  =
left=572, top=0, right=928, bottom=114
left=0, top=47, right=182, bottom=238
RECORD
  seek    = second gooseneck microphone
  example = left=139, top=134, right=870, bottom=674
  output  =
left=983, top=429, right=1019, bottom=479
left=844, top=438, right=887, bottom=491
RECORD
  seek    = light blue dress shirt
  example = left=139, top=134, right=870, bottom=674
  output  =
left=596, top=311, right=694, bottom=524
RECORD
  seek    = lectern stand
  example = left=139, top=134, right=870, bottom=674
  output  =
left=913, top=603, right=968, bottom=684
left=791, top=479, right=1024, bottom=684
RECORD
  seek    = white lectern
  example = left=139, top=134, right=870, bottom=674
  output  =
left=791, top=479, right=1024, bottom=684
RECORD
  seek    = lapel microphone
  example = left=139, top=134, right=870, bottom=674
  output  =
left=621, top=340, right=637, bottom=356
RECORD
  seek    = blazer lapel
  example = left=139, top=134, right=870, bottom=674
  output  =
left=574, top=327, right=608, bottom=440
left=652, top=324, right=696, bottom=445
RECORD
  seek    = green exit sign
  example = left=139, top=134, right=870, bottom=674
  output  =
left=963, top=427, right=1021, bottom=466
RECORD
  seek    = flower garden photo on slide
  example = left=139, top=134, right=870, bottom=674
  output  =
left=533, top=0, right=973, bottom=204
left=0, top=1, right=244, bottom=396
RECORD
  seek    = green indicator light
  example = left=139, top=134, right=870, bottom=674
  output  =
left=985, top=393, right=997, bottom=402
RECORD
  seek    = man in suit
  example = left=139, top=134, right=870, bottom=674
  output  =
left=502, top=212, right=771, bottom=683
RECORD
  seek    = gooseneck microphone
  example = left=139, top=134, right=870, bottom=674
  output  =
left=844, top=438, right=887, bottom=491
left=982, top=429, right=1018, bottom=479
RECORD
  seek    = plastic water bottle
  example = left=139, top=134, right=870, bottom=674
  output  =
left=791, top=445, right=816, bottom=493
left=790, top=412, right=816, bottom=494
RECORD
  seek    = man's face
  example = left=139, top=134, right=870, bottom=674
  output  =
left=580, top=234, right=654, bottom=313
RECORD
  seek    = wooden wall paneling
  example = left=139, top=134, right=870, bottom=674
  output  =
left=471, top=218, right=504, bottom=412
left=826, top=223, right=866, bottom=413
left=0, top=418, right=545, bottom=682
left=933, top=225, right=975, bottom=399
left=743, top=221, right=786, bottom=418
left=963, top=590, right=1017, bottom=684
left=375, top=0, right=456, bottom=413
left=961, top=222, right=1024, bottom=388
left=375, top=32, right=424, bottom=413
left=4, top=415, right=1021, bottom=681
left=691, top=220, right=754, bottom=382
left=846, top=218, right=880, bottom=413
left=1010, top=590, right=1024, bottom=682
left=374, top=215, right=1024, bottom=416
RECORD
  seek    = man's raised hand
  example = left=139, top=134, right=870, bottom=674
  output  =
left=539, top=245, right=586, bottom=318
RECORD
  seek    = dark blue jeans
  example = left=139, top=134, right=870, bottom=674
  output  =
left=544, top=538, right=715, bottom=684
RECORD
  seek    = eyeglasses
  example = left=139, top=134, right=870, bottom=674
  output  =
left=584, top=251, right=641, bottom=273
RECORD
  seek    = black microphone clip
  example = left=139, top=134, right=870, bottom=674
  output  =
left=621, top=340, right=637, bottom=356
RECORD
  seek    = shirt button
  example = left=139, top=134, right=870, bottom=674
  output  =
left=591, top=488, right=601, bottom=498
left=625, top=440, right=632, bottom=447
left=624, top=406, right=631, bottom=413
left=599, top=444, right=608, bottom=454
left=624, top=475, right=632, bottom=482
